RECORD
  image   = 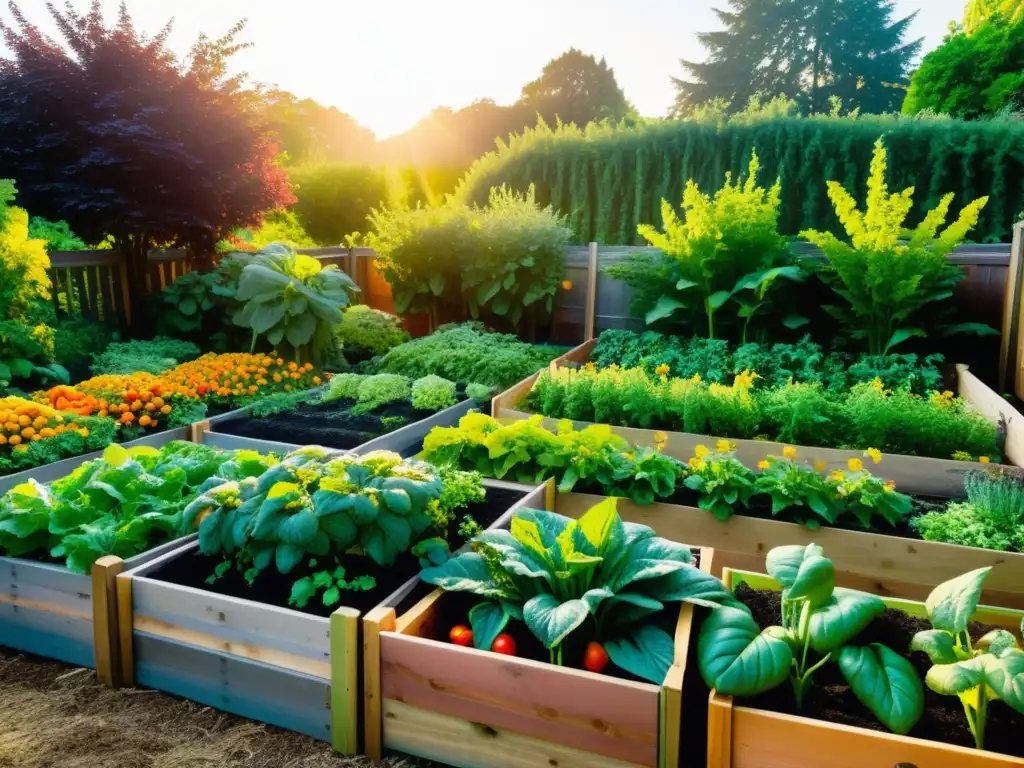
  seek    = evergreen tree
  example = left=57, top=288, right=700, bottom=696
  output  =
left=520, top=48, right=632, bottom=127
left=671, top=0, right=921, bottom=116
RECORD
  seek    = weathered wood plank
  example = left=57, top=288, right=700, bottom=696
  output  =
left=383, top=699, right=649, bottom=768
left=958, top=364, right=1024, bottom=467
left=363, top=606, right=397, bottom=760
left=380, top=632, right=659, bottom=765
left=133, top=633, right=332, bottom=742
left=706, top=694, right=733, bottom=768
left=92, top=556, right=123, bottom=687
left=330, top=608, right=360, bottom=754
left=0, top=606, right=94, bottom=668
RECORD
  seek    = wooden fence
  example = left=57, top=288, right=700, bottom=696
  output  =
left=49, top=237, right=1021, bottom=391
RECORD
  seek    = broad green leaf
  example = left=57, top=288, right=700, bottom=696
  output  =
left=523, top=593, right=590, bottom=648
left=642, top=563, right=732, bottom=608
left=275, top=542, right=305, bottom=574
left=942, top=322, right=999, bottom=338
left=910, top=629, right=958, bottom=664
left=982, top=649, right=1024, bottom=714
left=809, top=587, right=885, bottom=654
left=885, top=328, right=926, bottom=351
left=645, top=296, right=687, bottom=324
left=978, top=629, right=1020, bottom=656
left=837, top=644, right=924, bottom=735
left=381, top=489, right=411, bottom=515
left=428, top=274, right=445, bottom=296
left=127, top=446, right=161, bottom=459
left=511, top=516, right=548, bottom=557
left=278, top=508, right=318, bottom=545
left=420, top=552, right=510, bottom=599
left=606, top=625, right=675, bottom=684
left=765, top=544, right=824, bottom=588
left=783, top=554, right=835, bottom=608
left=289, top=577, right=316, bottom=609
left=675, top=278, right=698, bottom=291
left=698, top=605, right=792, bottom=696
left=103, top=444, right=131, bottom=468
left=925, top=656, right=986, bottom=695
left=925, top=567, right=991, bottom=635
left=782, top=314, right=810, bottom=329
left=469, top=601, right=511, bottom=651
left=268, top=481, right=301, bottom=500
left=576, top=496, right=618, bottom=554
left=707, top=291, right=731, bottom=310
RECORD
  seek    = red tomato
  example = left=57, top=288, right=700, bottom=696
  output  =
left=449, top=625, right=473, bottom=646
left=491, top=633, right=517, bottom=656
left=583, top=641, right=609, bottom=673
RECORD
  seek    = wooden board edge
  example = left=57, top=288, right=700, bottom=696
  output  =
left=706, top=692, right=733, bottom=768
left=492, top=340, right=596, bottom=419
left=187, top=419, right=210, bottom=443
left=395, top=588, right=444, bottom=637
left=363, top=606, right=397, bottom=760
left=330, top=608, right=360, bottom=754
left=115, top=571, right=134, bottom=687
left=91, top=555, right=124, bottom=688
left=958, top=364, right=1024, bottom=467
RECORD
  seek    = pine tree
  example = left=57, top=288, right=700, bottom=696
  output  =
left=671, top=0, right=921, bottom=116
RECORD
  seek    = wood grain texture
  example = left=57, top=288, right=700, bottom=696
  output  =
left=557, top=493, right=1024, bottom=609
left=380, top=632, right=659, bottom=765
left=330, top=608, right=361, bottom=754
left=187, top=419, right=209, bottom=443
left=706, top=694, right=733, bottom=768
left=116, top=572, right=135, bottom=686
left=383, top=699, right=649, bottom=768
left=92, top=556, right=123, bottom=688
left=1000, top=221, right=1023, bottom=394
left=394, top=589, right=443, bottom=638
left=585, top=242, right=599, bottom=341
left=363, top=606, right=397, bottom=760
left=958, top=364, right=1024, bottom=467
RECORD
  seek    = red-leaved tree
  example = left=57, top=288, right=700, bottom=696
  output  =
left=0, top=1, right=295, bottom=309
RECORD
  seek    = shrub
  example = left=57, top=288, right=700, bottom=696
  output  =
left=912, top=467, right=1024, bottom=551
left=27, top=217, right=87, bottom=250
left=411, top=375, right=457, bottom=412
left=336, top=305, right=409, bottom=361
left=321, top=373, right=365, bottom=403
left=353, top=374, right=410, bottom=414
left=289, top=163, right=392, bottom=246
left=465, top=382, right=493, bottom=405
left=90, top=338, right=202, bottom=376
left=52, top=319, right=115, bottom=374
left=377, top=322, right=564, bottom=388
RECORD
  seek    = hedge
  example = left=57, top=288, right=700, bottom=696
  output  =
left=454, top=117, right=1024, bottom=244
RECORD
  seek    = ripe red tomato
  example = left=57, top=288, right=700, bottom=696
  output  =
left=449, top=625, right=473, bottom=646
left=491, top=633, right=517, bottom=656
left=583, top=641, right=609, bottom=673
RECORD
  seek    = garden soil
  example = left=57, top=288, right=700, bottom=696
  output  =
left=0, top=648, right=443, bottom=768
left=736, top=584, right=1024, bottom=758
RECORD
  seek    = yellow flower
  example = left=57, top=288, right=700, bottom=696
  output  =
left=782, top=445, right=798, bottom=460
left=688, top=457, right=706, bottom=471
left=865, top=447, right=882, bottom=464
left=884, top=479, right=896, bottom=492
left=716, top=439, right=734, bottom=453
left=690, top=373, right=702, bottom=384
left=829, top=470, right=846, bottom=482
left=979, top=456, right=991, bottom=464
left=655, top=363, right=670, bottom=376
left=654, top=431, right=668, bottom=451
left=814, top=459, right=827, bottom=473
left=847, top=457, right=864, bottom=472
left=757, top=460, right=770, bottom=470
left=694, top=444, right=710, bottom=458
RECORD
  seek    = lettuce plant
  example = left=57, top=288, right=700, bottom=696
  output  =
left=911, top=567, right=1024, bottom=750
left=411, top=375, right=458, bottom=412
left=420, top=498, right=731, bottom=683
left=698, top=543, right=925, bottom=734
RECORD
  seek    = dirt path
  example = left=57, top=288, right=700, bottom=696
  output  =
left=0, top=649, right=438, bottom=768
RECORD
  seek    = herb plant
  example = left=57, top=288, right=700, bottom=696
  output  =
left=336, top=305, right=409, bottom=361
left=421, top=498, right=731, bottom=682
left=910, top=567, right=1024, bottom=749
left=90, top=338, right=202, bottom=376
left=411, top=375, right=457, bottom=412
left=698, top=544, right=925, bottom=734
left=352, top=374, right=411, bottom=414
left=288, top=563, right=376, bottom=610
left=913, top=467, right=1024, bottom=552
left=465, top=382, right=493, bottom=405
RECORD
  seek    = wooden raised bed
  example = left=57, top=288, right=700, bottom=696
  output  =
left=115, top=479, right=552, bottom=753
left=493, top=339, right=1024, bottom=497
left=0, top=426, right=190, bottom=495
left=0, top=537, right=194, bottom=687
left=556, top=492, right=1024, bottom=610
left=707, top=568, right=1024, bottom=768
left=362, top=543, right=713, bottom=768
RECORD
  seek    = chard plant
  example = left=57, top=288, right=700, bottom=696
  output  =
left=698, top=544, right=925, bottom=734
left=911, top=567, right=1024, bottom=750
left=419, top=498, right=731, bottom=683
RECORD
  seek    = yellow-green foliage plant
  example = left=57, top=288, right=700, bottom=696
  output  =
left=803, top=139, right=991, bottom=355
left=627, top=152, right=804, bottom=341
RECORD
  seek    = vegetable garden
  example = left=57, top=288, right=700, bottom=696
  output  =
left=3, top=9, right=1024, bottom=763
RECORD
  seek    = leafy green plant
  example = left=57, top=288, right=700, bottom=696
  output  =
left=411, top=375, right=457, bottom=412
left=698, top=544, right=925, bottom=734
left=431, top=467, right=487, bottom=535
left=913, top=467, right=1024, bottom=551
left=0, top=441, right=275, bottom=573
left=321, top=372, right=365, bottom=403
left=754, top=452, right=842, bottom=527
left=158, top=272, right=221, bottom=337
left=803, top=139, right=992, bottom=355
left=27, top=216, right=86, bottom=250
left=288, top=562, right=376, bottom=610
left=910, top=567, right=1024, bottom=749
left=615, top=152, right=802, bottom=340
left=380, top=415, right=407, bottom=430
left=248, top=389, right=315, bottom=418
left=336, top=305, right=409, bottom=361
left=466, top=382, right=493, bottom=405
left=0, top=413, right=116, bottom=478
left=420, top=498, right=731, bottom=682
left=683, top=442, right=757, bottom=520
left=232, top=243, right=358, bottom=364
left=90, top=338, right=201, bottom=376
left=377, top=322, right=565, bottom=388
left=353, top=374, right=411, bottom=414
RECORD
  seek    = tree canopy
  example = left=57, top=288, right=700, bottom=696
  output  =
left=671, top=0, right=921, bottom=116
left=963, top=0, right=1024, bottom=33
left=0, top=1, right=294, bottom=297
left=520, top=48, right=632, bottom=128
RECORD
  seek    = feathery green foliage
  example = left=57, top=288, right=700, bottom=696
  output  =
left=336, top=305, right=409, bottom=361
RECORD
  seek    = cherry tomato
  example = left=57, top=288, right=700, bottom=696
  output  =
left=491, top=633, right=517, bottom=656
left=583, top=641, right=609, bottom=673
left=449, top=625, right=473, bottom=646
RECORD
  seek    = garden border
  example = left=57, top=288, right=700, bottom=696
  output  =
left=707, top=568, right=1024, bottom=768
left=492, top=339, right=1024, bottom=497
left=115, top=478, right=551, bottom=753
left=363, top=534, right=710, bottom=768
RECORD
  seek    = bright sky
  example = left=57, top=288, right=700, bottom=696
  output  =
left=2, top=0, right=964, bottom=138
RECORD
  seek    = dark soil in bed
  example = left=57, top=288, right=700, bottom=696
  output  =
left=147, top=486, right=525, bottom=619
left=214, top=386, right=468, bottom=450
left=423, top=548, right=701, bottom=685
left=734, top=584, right=1024, bottom=758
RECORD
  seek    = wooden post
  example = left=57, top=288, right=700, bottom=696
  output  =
left=583, top=242, right=599, bottom=341
left=1007, top=221, right=1024, bottom=398
left=706, top=693, right=733, bottom=768
left=117, top=258, right=133, bottom=329
left=115, top=572, right=135, bottom=686
left=92, top=556, right=124, bottom=688
left=330, top=608, right=360, bottom=754
left=187, top=419, right=210, bottom=444
left=363, top=606, right=397, bottom=760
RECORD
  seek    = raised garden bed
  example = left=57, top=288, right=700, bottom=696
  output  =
left=706, top=567, right=1024, bottom=768
left=493, top=339, right=1024, bottom=497
left=556, top=491, right=1024, bottom=610
left=115, top=478, right=551, bottom=752
left=362, top=546, right=714, bottom=768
